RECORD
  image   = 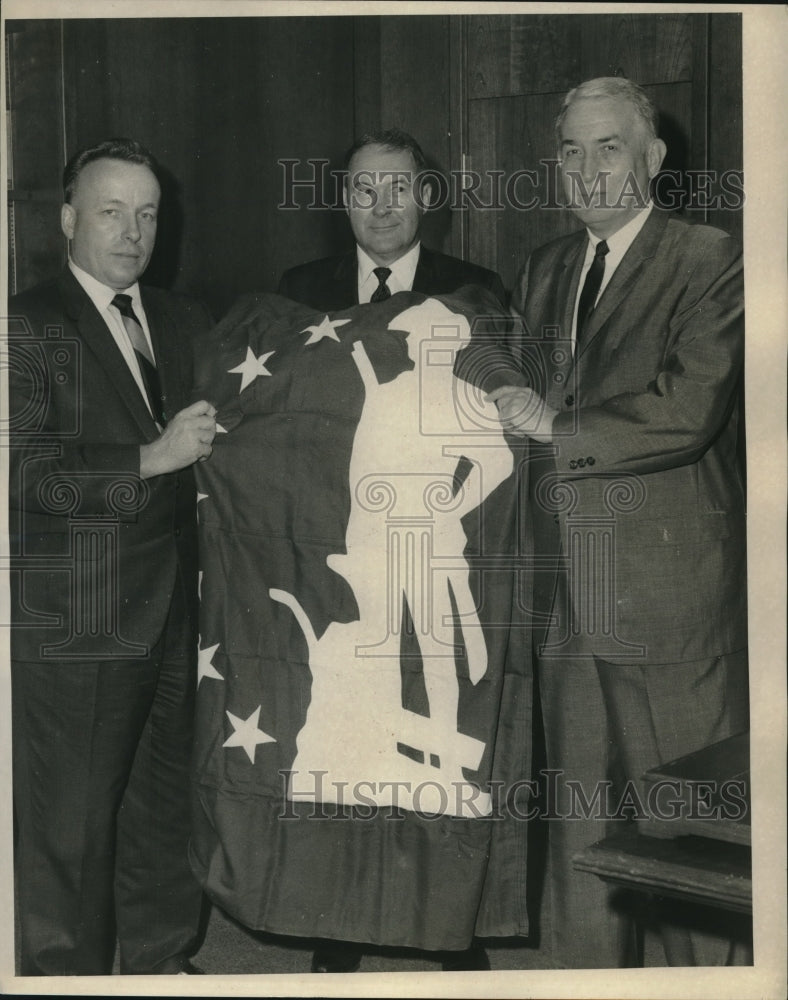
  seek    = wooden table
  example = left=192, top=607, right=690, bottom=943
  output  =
left=573, top=731, right=752, bottom=966
left=574, top=826, right=752, bottom=914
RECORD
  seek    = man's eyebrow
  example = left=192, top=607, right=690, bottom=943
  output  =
left=561, top=133, right=622, bottom=146
left=98, top=198, right=158, bottom=210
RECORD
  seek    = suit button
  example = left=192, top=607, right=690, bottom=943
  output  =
left=577, top=458, right=586, bottom=468
left=587, top=457, right=595, bottom=466
left=565, top=394, right=574, bottom=406
left=569, top=460, right=577, bottom=470
left=174, top=527, right=181, bottom=538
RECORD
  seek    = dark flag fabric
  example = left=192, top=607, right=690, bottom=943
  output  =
left=190, top=288, right=532, bottom=951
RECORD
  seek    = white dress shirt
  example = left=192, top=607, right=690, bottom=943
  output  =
left=571, top=204, right=654, bottom=351
left=356, top=242, right=421, bottom=303
left=69, top=260, right=156, bottom=417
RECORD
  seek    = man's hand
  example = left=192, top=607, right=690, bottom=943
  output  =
left=486, top=385, right=558, bottom=443
left=139, top=400, right=217, bottom=479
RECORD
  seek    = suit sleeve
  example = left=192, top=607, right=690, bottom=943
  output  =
left=453, top=259, right=532, bottom=393
left=8, top=354, right=142, bottom=519
left=552, top=235, right=743, bottom=478
left=486, top=271, right=508, bottom=309
left=7, top=293, right=212, bottom=520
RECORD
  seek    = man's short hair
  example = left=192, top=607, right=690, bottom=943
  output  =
left=63, top=138, right=159, bottom=203
left=343, top=128, right=428, bottom=174
left=555, top=77, right=659, bottom=147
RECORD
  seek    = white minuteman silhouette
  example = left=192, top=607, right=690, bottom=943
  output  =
left=272, top=299, right=512, bottom=816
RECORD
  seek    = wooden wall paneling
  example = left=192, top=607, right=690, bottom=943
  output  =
left=352, top=16, right=382, bottom=136
left=377, top=15, right=453, bottom=254
left=114, top=19, right=205, bottom=296
left=687, top=14, right=711, bottom=218
left=462, top=12, right=737, bottom=294
left=63, top=19, right=212, bottom=300
left=187, top=16, right=356, bottom=313
left=643, top=80, right=694, bottom=220
left=61, top=17, right=356, bottom=316
left=7, top=19, right=66, bottom=292
left=467, top=93, right=578, bottom=293
left=7, top=21, right=64, bottom=190
left=467, top=15, right=582, bottom=100
left=231, top=17, right=356, bottom=306
left=448, top=16, right=467, bottom=260
left=62, top=19, right=111, bottom=153
left=8, top=199, right=64, bottom=297
left=707, top=14, right=743, bottom=243
left=577, top=13, right=695, bottom=85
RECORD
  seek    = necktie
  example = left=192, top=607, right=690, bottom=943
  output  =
left=370, top=266, right=392, bottom=303
left=111, top=293, right=166, bottom=427
left=575, top=239, right=609, bottom=348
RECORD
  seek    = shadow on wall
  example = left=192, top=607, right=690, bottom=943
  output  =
left=145, top=164, right=184, bottom=293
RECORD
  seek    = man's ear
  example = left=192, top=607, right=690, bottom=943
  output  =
left=419, top=180, right=433, bottom=211
left=61, top=203, right=75, bottom=240
left=647, top=138, right=667, bottom=178
left=342, top=180, right=349, bottom=212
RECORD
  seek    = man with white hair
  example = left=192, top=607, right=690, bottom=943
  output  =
left=457, top=77, right=748, bottom=967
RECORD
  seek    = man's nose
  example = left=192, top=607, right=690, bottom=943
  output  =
left=372, top=193, right=392, bottom=217
left=580, top=151, right=599, bottom=183
left=123, top=214, right=142, bottom=241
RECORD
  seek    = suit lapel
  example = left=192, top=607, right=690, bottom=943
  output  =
left=575, top=209, right=670, bottom=360
left=546, top=236, right=585, bottom=403
left=412, top=246, right=433, bottom=294
left=58, top=269, right=159, bottom=439
left=141, top=287, right=183, bottom=424
left=558, top=236, right=586, bottom=336
left=332, top=252, right=359, bottom=309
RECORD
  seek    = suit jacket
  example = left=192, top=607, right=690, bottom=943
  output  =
left=455, top=210, right=747, bottom=665
left=278, top=245, right=506, bottom=311
left=8, top=268, right=213, bottom=662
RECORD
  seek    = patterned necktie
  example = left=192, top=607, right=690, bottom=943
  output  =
left=576, top=239, right=609, bottom=348
left=370, top=266, right=392, bottom=303
left=111, top=293, right=165, bottom=426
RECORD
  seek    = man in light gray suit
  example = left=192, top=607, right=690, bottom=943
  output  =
left=456, top=77, right=748, bottom=967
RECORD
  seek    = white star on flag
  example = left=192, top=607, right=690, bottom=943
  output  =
left=301, top=316, right=351, bottom=346
left=228, top=347, right=275, bottom=391
left=215, top=423, right=228, bottom=434
left=197, top=492, right=209, bottom=505
left=223, top=706, right=276, bottom=763
left=198, top=640, right=223, bottom=685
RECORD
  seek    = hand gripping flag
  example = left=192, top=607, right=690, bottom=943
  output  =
left=190, top=287, right=533, bottom=950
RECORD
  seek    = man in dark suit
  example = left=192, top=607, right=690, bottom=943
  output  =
left=456, top=78, right=748, bottom=967
left=8, top=138, right=217, bottom=975
left=278, top=127, right=505, bottom=311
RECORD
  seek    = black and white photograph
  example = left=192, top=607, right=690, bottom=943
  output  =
left=1, top=2, right=785, bottom=997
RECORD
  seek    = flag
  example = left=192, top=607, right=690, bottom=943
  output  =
left=190, top=287, right=533, bottom=950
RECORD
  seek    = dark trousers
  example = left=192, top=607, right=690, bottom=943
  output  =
left=12, top=597, right=203, bottom=976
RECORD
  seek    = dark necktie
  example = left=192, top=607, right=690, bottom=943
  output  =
left=370, top=266, right=392, bottom=303
left=111, top=293, right=166, bottom=427
left=576, top=239, right=609, bottom=348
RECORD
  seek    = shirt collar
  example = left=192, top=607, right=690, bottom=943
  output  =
left=585, top=203, right=654, bottom=257
left=356, top=242, right=421, bottom=286
left=69, top=258, right=142, bottom=313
